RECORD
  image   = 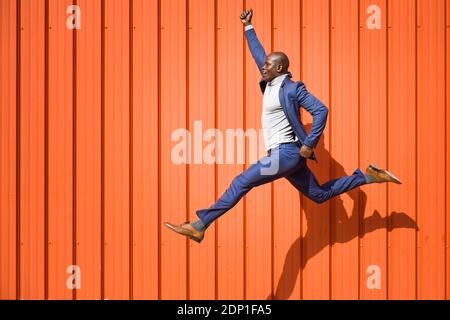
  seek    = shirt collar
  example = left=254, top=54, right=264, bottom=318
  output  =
left=268, top=73, right=289, bottom=87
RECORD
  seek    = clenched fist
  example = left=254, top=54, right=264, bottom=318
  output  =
left=240, top=9, right=253, bottom=26
left=300, top=144, right=314, bottom=158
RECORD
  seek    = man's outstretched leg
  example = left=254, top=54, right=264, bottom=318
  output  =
left=164, top=143, right=303, bottom=243
left=285, top=159, right=401, bottom=204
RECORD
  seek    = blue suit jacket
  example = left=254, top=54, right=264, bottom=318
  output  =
left=245, top=27, right=328, bottom=161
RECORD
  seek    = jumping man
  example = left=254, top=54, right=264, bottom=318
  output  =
left=164, top=9, right=401, bottom=244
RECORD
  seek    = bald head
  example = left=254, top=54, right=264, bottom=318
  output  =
left=262, top=52, right=290, bottom=82
left=268, top=52, right=290, bottom=72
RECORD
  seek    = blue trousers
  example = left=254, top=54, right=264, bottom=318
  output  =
left=196, top=142, right=367, bottom=228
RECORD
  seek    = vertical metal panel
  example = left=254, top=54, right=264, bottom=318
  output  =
left=76, top=0, right=102, bottom=300
left=417, top=0, right=446, bottom=299
left=387, top=0, right=417, bottom=300
left=0, top=0, right=17, bottom=300
left=330, top=0, right=360, bottom=299
left=301, top=0, right=331, bottom=300
left=47, top=0, right=74, bottom=299
left=104, top=0, right=130, bottom=299
left=359, top=0, right=387, bottom=300
left=216, top=0, right=245, bottom=299
left=446, top=0, right=450, bottom=301
left=187, top=0, right=216, bottom=300
left=19, top=0, right=46, bottom=299
left=131, top=0, right=159, bottom=300
left=160, top=0, right=187, bottom=299
left=1, top=0, right=449, bottom=300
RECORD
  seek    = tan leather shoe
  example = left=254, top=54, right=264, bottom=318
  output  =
left=163, top=221, right=205, bottom=243
left=365, top=164, right=402, bottom=184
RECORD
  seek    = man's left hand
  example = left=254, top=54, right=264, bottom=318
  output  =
left=299, top=144, right=313, bottom=158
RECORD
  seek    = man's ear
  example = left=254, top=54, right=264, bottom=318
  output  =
left=276, top=64, right=283, bottom=73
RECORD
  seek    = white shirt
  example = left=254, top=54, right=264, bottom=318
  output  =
left=261, top=74, right=298, bottom=151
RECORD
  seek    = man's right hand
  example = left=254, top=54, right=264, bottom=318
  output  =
left=300, top=145, right=314, bottom=159
left=240, top=9, right=253, bottom=26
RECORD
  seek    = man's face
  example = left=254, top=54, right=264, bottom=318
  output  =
left=262, top=54, right=282, bottom=82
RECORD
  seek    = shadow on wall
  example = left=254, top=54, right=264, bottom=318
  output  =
left=267, top=128, right=418, bottom=300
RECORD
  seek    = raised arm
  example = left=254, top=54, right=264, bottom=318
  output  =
left=240, top=9, right=267, bottom=75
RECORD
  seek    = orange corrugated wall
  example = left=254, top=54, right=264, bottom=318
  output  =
left=0, top=0, right=449, bottom=300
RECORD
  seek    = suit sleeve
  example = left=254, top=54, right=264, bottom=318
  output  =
left=296, top=82, right=329, bottom=148
left=244, top=26, right=267, bottom=76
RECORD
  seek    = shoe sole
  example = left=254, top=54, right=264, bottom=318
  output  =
left=190, top=236, right=202, bottom=243
left=163, top=222, right=203, bottom=244
left=369, top=164, right=402, bottom=184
